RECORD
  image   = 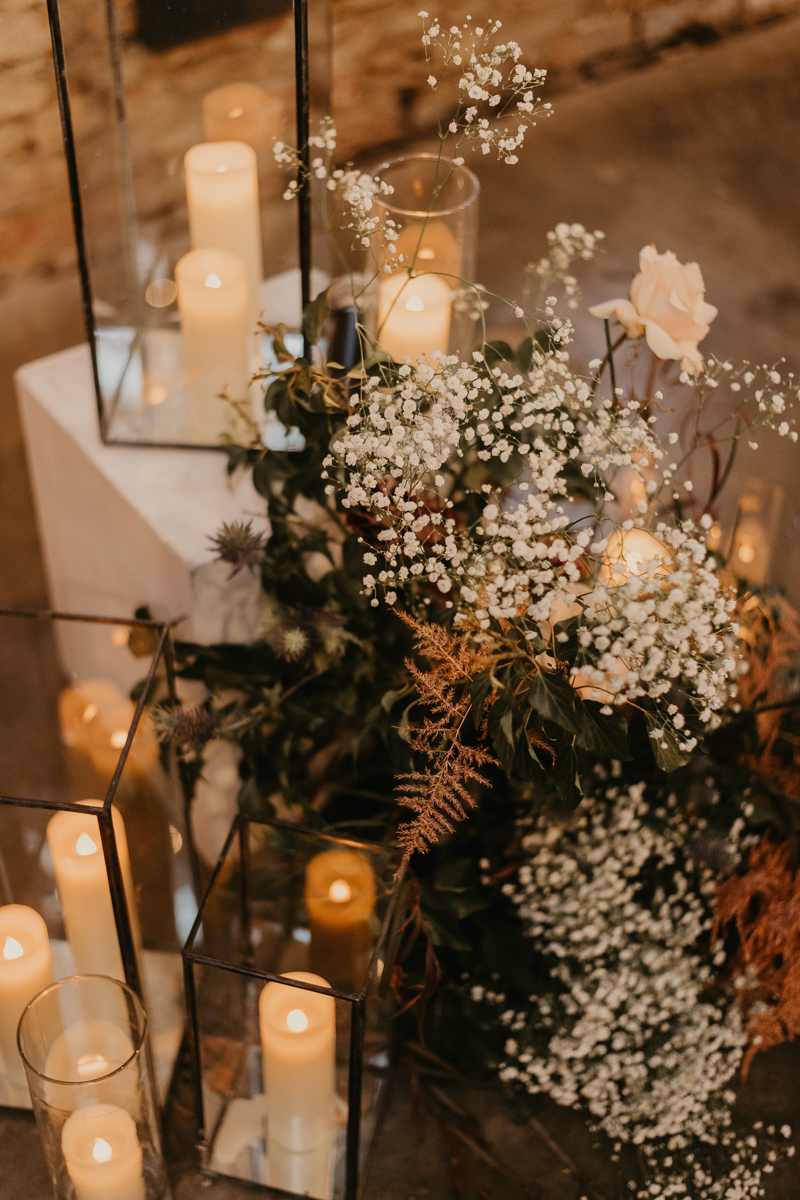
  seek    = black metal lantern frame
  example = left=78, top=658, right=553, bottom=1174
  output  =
left=183, top=813, right=407, bottom=1199
left=45, top=0, right=328, bottom=450
left=0, top=607, right=198, bottom=1106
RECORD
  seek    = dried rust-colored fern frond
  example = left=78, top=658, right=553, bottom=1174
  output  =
left=736, top=592, right=800, bottom=759
left=714, top=836, right=800, bottom=1075
left=395, top=615, right=498, bottom=860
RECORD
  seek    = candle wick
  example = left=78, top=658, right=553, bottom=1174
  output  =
left=2, top=935, right=23, bottom=961
left=204, top=273, right=223, bottom=289
left=77, top=1052, right=109, bottom=1078
left=286, top=1008, right=309, bottom=1032
left=92, top=1137, right=113, bottom=1163
left=405, top=295, right=425, bottom=312
left=75, top=832, right=98, bottom=857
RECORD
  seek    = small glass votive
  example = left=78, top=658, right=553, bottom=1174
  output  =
left=369, top=153, right=480, bottom=362
left=17, top=975, right=169, bottom=1200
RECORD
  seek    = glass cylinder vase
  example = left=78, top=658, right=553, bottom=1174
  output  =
left=18, top=975, right=169, bottom=1200
left=368, top=153, right=480, bottom=363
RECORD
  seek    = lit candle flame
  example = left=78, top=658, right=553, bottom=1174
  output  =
left=75, top=832, right=98, bottom=857
left=286, top=1009, right=309, bottom=1033
left=82, top=703, right=98, bottom=723
left=418, top=247, right=435, bottom=260
left=328, top=878, right=352, bottom=903
left=77, top=1053, right=109, bottom=1078
left=92, top=1137, right=113, bottom=1163
left=228, top=106, right=244, bottom=118
left=109, top=729, right=127, bottom=749
left=215, top=165, right=228, bottom=173
left=204, top=273, right=223, bottom=288
left=405, top=295, right=425, bottom=312
left=2, top=936, right=23, bottom=961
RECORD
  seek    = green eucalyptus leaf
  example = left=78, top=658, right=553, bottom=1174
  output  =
left=553, top=731, right=582, bottom=810
left=470, top=670, right=493, bottom=730
left=302, top=288, right=330, bottom=346
left=575, top=699, right=632, bottom=761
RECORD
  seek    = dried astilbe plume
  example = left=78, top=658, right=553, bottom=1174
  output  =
left=736, top=590, right=800, bottom=777
left=394, top=616, right=497, bottom=861
left=713, top=836, right=800, bottom=1076
left=209, top=520, right=267, bottom=574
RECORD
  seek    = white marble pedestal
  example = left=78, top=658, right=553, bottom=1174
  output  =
left=15, top=343, right=269, bottom=693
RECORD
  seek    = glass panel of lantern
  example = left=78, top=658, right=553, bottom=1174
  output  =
left=46, top=0, right=332, bottom=448
left=182, top=815, right=406, bottom=1199
left=0, top=609, right=198, bottom=1110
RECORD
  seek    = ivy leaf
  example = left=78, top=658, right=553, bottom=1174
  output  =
left=512, top=727, right=548, bottom=785
left=302, top=288, right=330, bottom=347
left=527, top=671, right=579, bottom=735
left=575, top=699, right=632, bottom=761
left=488, top=694, right=517, bottom=774
left=470, top=670, right=493, bottom=730
left=553, top=731, right=582, bottom=810
left=645, top=712, right=696, bottom=771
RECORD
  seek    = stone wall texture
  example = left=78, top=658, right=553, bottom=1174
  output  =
left=1, top=0, right=799, bottom=283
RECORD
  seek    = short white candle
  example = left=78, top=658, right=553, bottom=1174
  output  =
left=62, top=1103, right=144, bottom=1200
left=184, top=140, right=263, bottom=332
left=0, top=905, right=52, bottom=1091
left=202, top=82, right=283, bottom=161
left=175, top=246, right=250, bottom=443
left=259, top=971, right=335, bottom=1200
left=377, top=272, right=452, bottom=363
left=46, top=802, right=140, bottom=981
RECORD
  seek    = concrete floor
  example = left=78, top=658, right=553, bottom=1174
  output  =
left=4, top=12, right=800, bottom=1199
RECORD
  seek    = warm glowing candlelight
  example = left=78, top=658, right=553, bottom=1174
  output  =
left=259, top=972, right=335, bottom=1200
left=202, top=82, right=284, bottom=164
left=61, top=1103, right=145, bottom=1200
left=46, top=802, right=140, bottom=981
left=0, top=905, right=52, bottom=1093
left=305, top=849, right=377, bottom=991
left=377, top=272, right=452, bottom=363
left=601, top=528, right=672, bottom=585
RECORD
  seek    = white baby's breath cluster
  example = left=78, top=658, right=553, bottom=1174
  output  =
left=487, top=782, right=746, bottom=1146
left=473, top=780, right=796, bottom=1196
left=525, top=222, right=605, bottom=310
left=419, top=12, right=550, bottom=163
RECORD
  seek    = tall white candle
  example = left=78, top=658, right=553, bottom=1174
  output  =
left=0, top=905, right=52, bottom=1092
left=62, top=1103, right=144, bottom=1200
left=184, top=140, right=263, bottom=332
left=46, top=802, right=140, bottom=981
left=377, top=272, right=452, bottom=363
left=202, top=83, right=283, bottom=162
left=259, top=971, right=335, bottom=1200
left=175, top=246, right=250, bottom=444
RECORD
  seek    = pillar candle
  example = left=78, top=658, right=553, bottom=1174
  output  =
left=46, top=802, right=140, bottom=981
left=602, top=528, right=672, bottom=585
left=59, top=681, right=127, bottom=799
left=392, top=220, right=461, bottom=279
left=305, top=849, right=376, bottom=992
left=202, top=83, right=283, bottom=163
left=377, top=272, right=452, bottom=363
left=259, top=971, right=335, bottom=1200
left=175, top=246, right=250, bottom=444
left=184, top=140, right=263, bottom=332
left=0, top=905, right=52, bottom=1091
left=62, top=1103, right=144, bottom=1200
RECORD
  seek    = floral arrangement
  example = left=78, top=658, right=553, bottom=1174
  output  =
left=150, top=12, right=800, bottom=1195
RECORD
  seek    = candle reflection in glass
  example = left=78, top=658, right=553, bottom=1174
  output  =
left=305, top=849, right=376, bottom=992
left=0, top=905, right=52, bottom=1096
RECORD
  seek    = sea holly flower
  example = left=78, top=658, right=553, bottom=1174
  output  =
left=589, top=244, right=718, bottom=375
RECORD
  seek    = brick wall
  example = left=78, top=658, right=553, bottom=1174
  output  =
left=1, top=0, right=798, bottom=282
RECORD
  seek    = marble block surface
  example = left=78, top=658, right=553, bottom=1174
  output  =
left=15, top=343, right=269, bottom=692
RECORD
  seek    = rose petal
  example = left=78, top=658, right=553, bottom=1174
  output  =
left=589, top=299, right=645, bottom=339
left=642, top=318, right=683, bottom=363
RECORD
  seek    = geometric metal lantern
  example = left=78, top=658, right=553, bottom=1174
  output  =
left=0, top=606, right=196, bottom=1108
left=44, top=0, right=330, bottom=449
left=183, top=813, right=407, bottom=1198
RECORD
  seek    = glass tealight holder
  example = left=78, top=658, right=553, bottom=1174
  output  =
left=183, top=815, right=407, bottom=1200
left=18, top=974, right=169, bottom=1199
left=367, top=153, right=480, bottom=363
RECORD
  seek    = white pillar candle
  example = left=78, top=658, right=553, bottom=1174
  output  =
left=46, top=802, right=140, bottom=981
left=202, top=83, right=283, bottom=161
left=0, top=905, right=52, bottom=1091
left=392, top=220, right=461, bottom=279
left=184, top=140, right=263, bottom=332
left=175, top=246, right=250, bottom=444
left=377, top=272, right=452, bottom=363
left=62, top=1103, right=144, bottom=1200
left=259, top=971, right=335, bottom=1200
